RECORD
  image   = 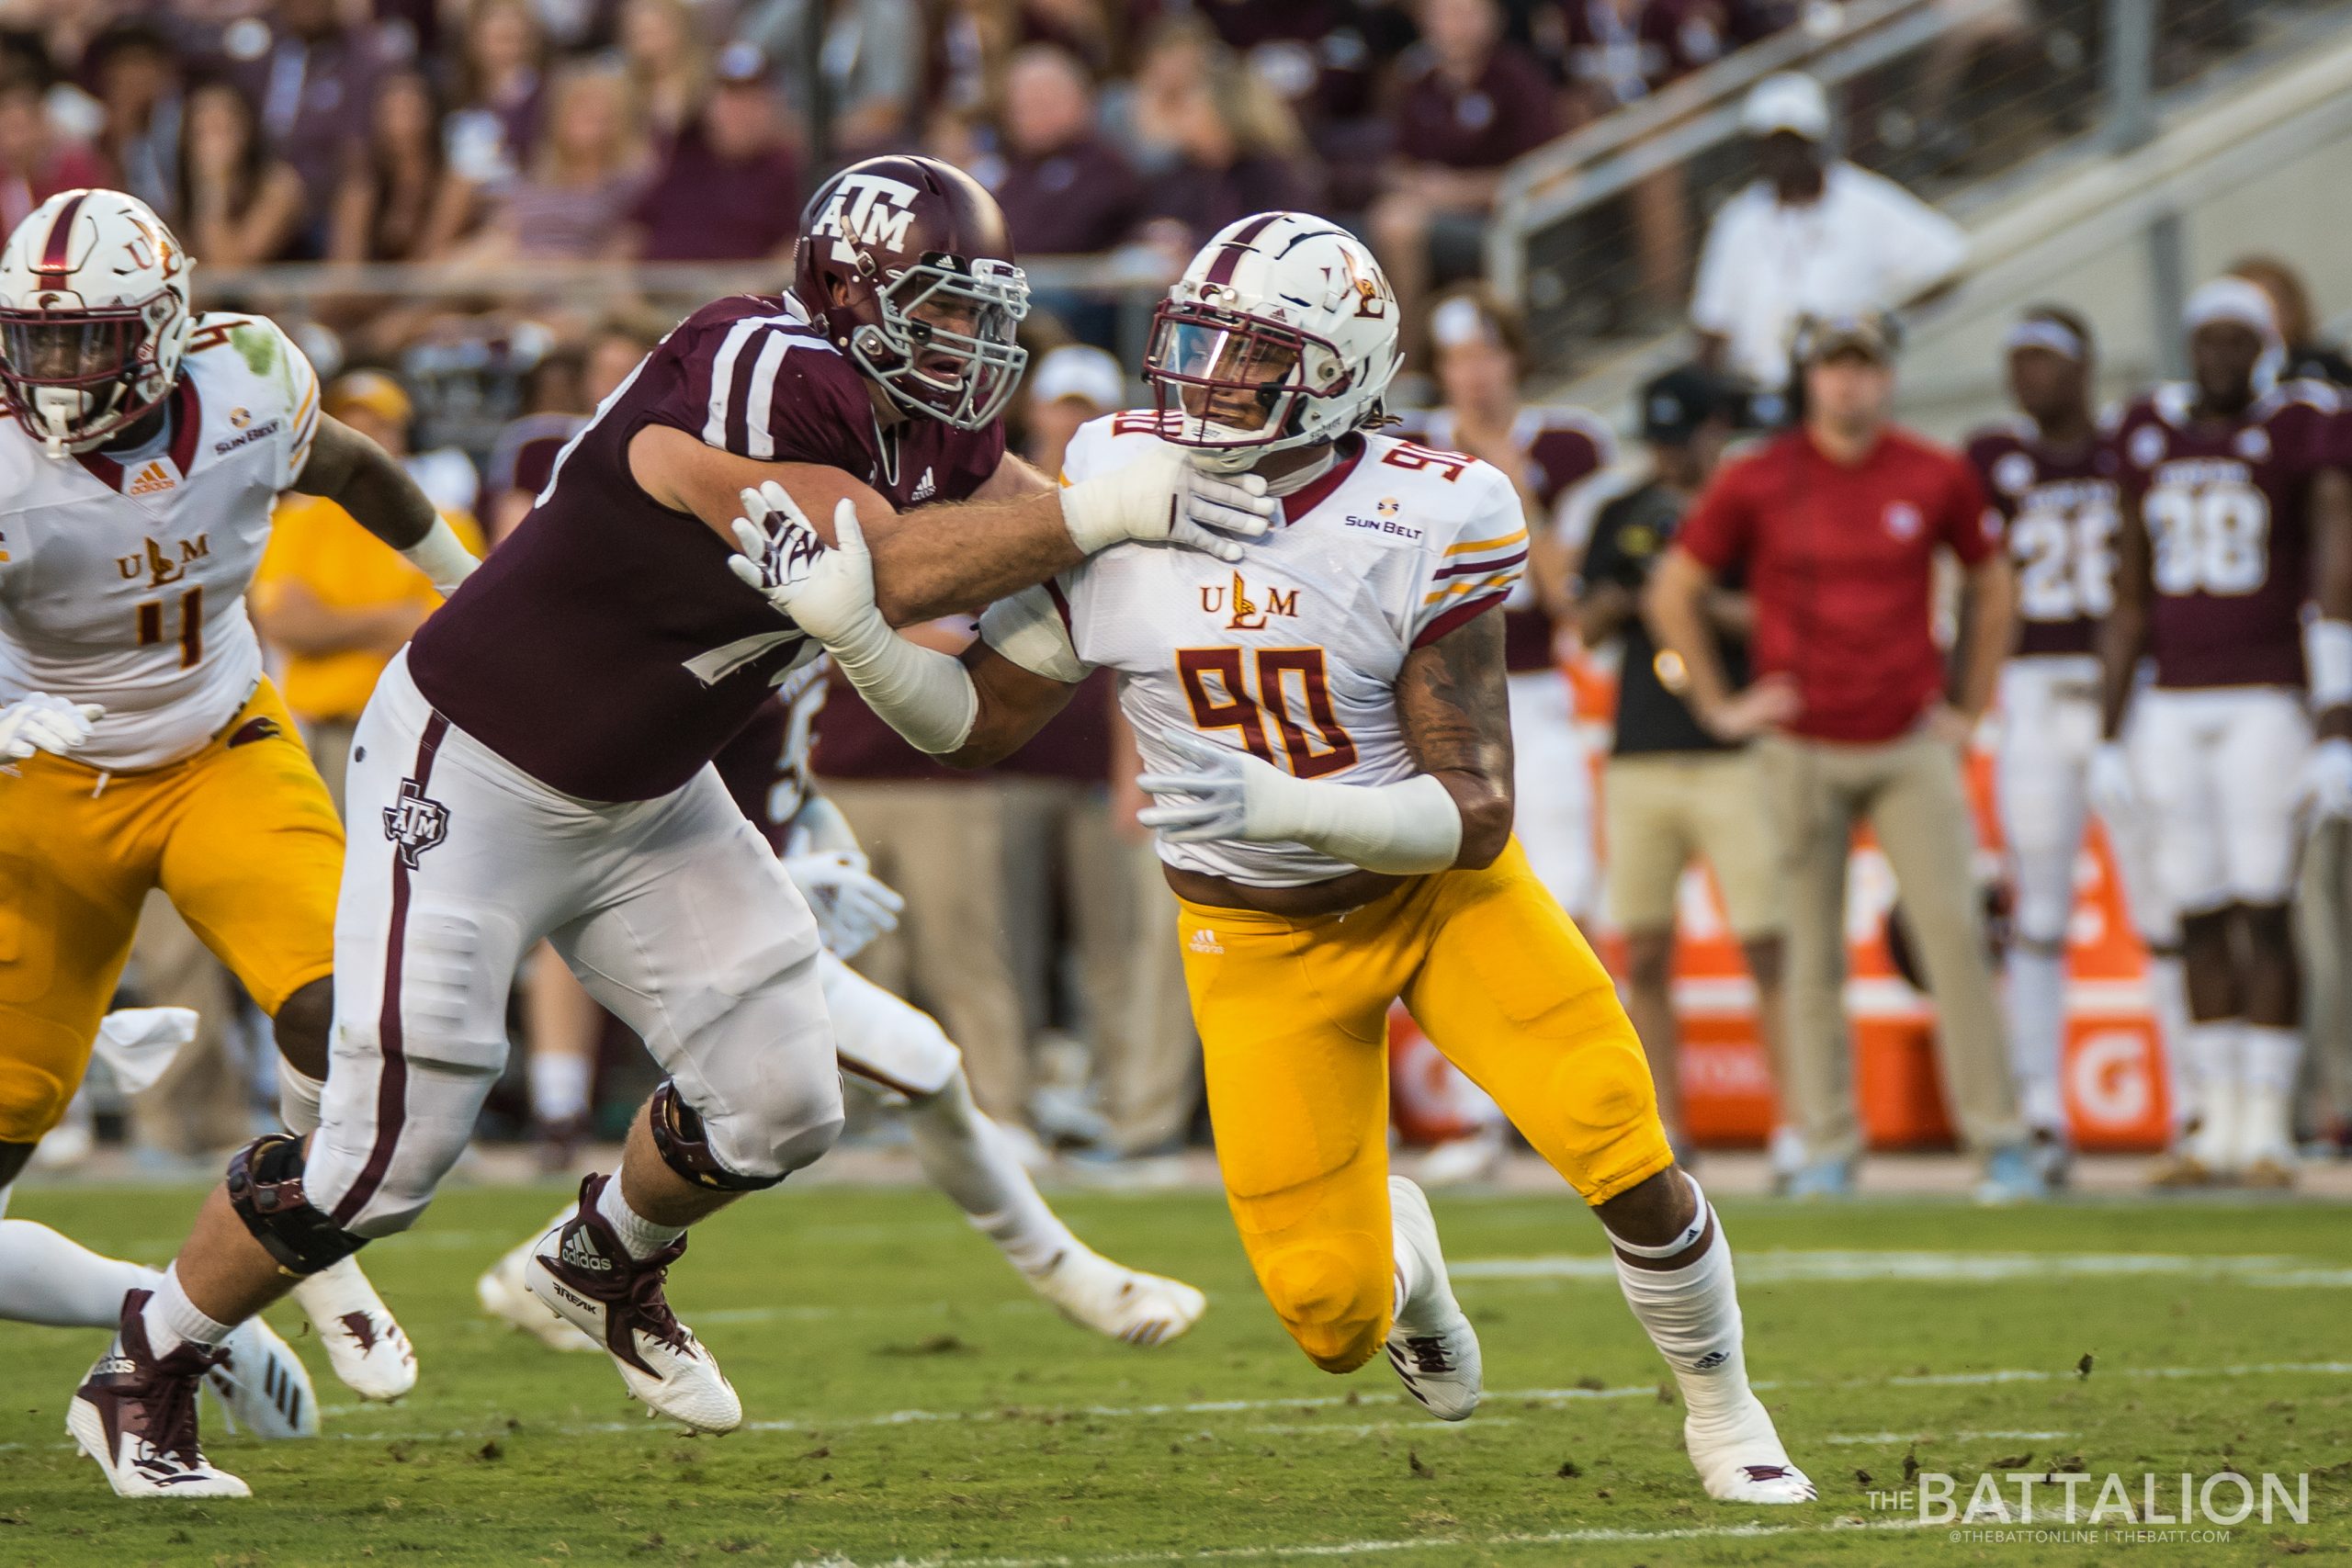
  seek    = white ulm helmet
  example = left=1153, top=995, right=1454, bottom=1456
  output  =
left=1144, top=212, right=1402, bottom=472
left=0, top=187, right=195, bottom=456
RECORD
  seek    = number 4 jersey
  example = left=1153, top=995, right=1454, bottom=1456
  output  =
left=0, top=312, right=320, bottom=770
left=983, top=415, right=1527, bottom=887
left=2111, top=380, right=2349, bottom=691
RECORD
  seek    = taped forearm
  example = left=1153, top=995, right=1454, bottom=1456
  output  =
left=821, top=609, right=979, bottom=755
left=1254, top=770, right=1464, bottom=874
left=399, top=516, right=478, bottom=596
left=2308, top=618, right=2352, bottom=713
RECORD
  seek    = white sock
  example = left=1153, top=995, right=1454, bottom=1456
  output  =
left=140, top=1263, right=232, bottom=1357
left=1608, top=1178, right=1749, bottom=1423
left=594, top=1175, right=684, bottom=1261
left=2240, top=1025, right=2303, bottom=1160
left=907, top=1077, right=1078, bottom=1276
left=2185, top=1021, right=2243, bottom=1168
left=531, top=1052, right=593, bottom=1123
left=0, top=1220, right=164, bottom=1328
left=2004, top=942, right=2069, bottom=1134
left=277, top=1059, right=326, bottom=1137
left=2145, top=952, right=2194, bottom=1136
left=1393, top=1213, right=1437, bottom=1325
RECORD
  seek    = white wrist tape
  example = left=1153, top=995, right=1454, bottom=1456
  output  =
left=788, top=793, right=862, bottom=857
left=1252, top=769, right=1464, bottom=874
left=822, top=608, right=979, bottom=756
left=2307, top=617, right=2352, bottom=709
left=401, top=516, right=478, bottom=596
left=1058, top=475, right=1128, bottom=557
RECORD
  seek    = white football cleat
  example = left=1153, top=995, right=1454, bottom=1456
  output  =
left=203, top=1314, right=319, bottom=1438
left=523, top=1175, right=742, bottom=1434
left=69, top=1291, right=251, bottom=1499
left=1385, top=1176, right=1481, bottom=1421
left=1686, top=1392, right=1817, bottom=1503
left=478, top=1233, right=598, bottom=1352
left=1027, top=1246, right=1206, bottom=1347
left=289, top=1255, right=416, bottom=1401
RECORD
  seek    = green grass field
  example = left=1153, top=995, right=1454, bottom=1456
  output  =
left=3, top=1180, right=2349, bottom=1565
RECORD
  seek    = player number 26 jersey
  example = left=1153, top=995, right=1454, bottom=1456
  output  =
left=0, top=312, right=321, bottom=769
left=983, top=414, right=1527, bottom=886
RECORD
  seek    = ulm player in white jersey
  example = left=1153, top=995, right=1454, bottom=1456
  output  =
left=0, top=190, right=469, bottom=1480
left=741, top=213, right=1812, bottom=1504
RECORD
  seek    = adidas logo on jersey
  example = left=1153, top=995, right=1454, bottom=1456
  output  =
left=910, top=467, right=936, bottom=503
left=128, top=461, right=176, bottom=497
left=1187, top=928, right=1225, bottom=955
left=560, top=1226, right=613, bottom=1274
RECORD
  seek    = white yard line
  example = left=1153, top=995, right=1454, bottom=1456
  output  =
left=1452, top=1249, right=2352, bottom=1286
left=1822, top=1429, right=2075, bottom=1446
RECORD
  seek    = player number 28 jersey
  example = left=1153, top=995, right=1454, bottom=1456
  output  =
left=983, top=415, right=1527, bottom=886
left=0, top=312, right=320, bottom=770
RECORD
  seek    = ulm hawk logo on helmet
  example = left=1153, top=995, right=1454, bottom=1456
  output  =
left=808, top=175, right=920, bottom=265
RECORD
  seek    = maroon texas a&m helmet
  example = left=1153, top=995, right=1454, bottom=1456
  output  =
left=793, top=154, right=1029, bottom=431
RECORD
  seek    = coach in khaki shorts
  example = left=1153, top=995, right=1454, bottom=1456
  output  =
left=1646, top=311, right=2040, bottom=1202
left=1574, top=366, right=1787, bottom=1156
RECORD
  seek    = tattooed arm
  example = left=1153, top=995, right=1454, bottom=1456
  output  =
left=1396, top=606, right=1515, bottom=868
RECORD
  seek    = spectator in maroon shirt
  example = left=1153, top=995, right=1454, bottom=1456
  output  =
left=0, top=73, right=110, bottom=236
left=175, top=77, right=308, bottom=266
left=231, top=0, right=380, bottom=238
left=1561, top=0, right=1713, bottom=306
left=329, top=68, right=477, bottom=263
left=985, top=44, right=1139, bottom=255
left=1131, top=51, right=1319, bottom=257
left=1369, top=0, right=1561, bottom=345
left=627, top=43, right=800, bottom=262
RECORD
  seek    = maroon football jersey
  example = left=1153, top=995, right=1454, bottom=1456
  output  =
left=1964, top=417, right=2120, bottom=658
left=2112, top=381, right=2346, bottom=691
left=408, top=295, right=1006, bottom=801
left=1403, top=406, right=1614, bottom=671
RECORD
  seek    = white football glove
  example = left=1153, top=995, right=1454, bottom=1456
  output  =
left=727, top=483, right=876, bottom=645
left=2300, top=736, right=2352, bottom=822
left=787, top=792, right=863, bottom=859
left=1134, top=728, right=1281, bottom=843
left=0, top=693, right=104, bottom=761
left=785, top=849, right=905, bottom=962
left=2086, top=739, right=2137, bottom=823
left=1060, top=443, right=1276, bottom=563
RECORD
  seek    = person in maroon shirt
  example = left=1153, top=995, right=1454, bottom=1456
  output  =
left=90, top=155, right=1275, bottom=1491
left=984, top=45, right=1140, bottom=256
left=2095, top=277, right=2352, bottom=1188
left=1647, top=310, right=2034, bottom=1201
left=626, top=43, right=800, bottom=263
left=1131, top=51, right=1321, bottom=257
left=1368, top=0, right=1561, bottom=344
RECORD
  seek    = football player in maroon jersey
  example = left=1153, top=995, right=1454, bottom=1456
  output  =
left=1967, top=308, right=2184, bottom=1184
left=72, top=155, right=1277, bottom=1498
left=2097, top=276, right=2352, bottom=1189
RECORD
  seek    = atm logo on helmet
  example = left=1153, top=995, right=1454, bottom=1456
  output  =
left=808, top=175, right=920, bottom=264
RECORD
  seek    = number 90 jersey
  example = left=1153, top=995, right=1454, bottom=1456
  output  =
left=0, top=312, right=320, bottom=769
left=983, top=413, right=1527, bottom=887
left=2111, top=380, right=2348, bottom=691
left=1964, top=416, right=2120, bottom=658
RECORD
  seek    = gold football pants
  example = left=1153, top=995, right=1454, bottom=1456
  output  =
left=1176, top=840, right=1672, bottom=1373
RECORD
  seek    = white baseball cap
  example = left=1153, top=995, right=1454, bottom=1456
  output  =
left=1028, top=344, right=1126, bottom=411
left=1741, top=73, right=1830, bottom=141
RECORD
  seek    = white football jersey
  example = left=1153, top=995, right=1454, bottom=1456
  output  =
left=0, top=312, right=321, bottom=770
left=984, top=414, right=1527, bottom=886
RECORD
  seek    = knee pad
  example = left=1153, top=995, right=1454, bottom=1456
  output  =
left=649, top=1079, right=835, bottom=1192
left=225, top=1134, right=371, bottom=1275
left=1557, top=1030, right=1657, bottom=1134
left=1259, top=1243, right=1388, bottom=1373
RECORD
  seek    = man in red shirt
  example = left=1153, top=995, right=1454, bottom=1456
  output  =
left=1645, top=311, right=2037, bottom=1201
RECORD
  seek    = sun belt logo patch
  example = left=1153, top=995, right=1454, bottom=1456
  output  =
left=808, top=174, right=920, bottom=264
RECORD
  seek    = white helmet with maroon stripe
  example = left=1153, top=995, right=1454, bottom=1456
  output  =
left=1144, top=211, right=1402, bottom=473
left=0, top=187, right=194, bottom=457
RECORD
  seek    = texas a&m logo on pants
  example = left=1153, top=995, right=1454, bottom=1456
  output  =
left=383, top=777, right=449, bottom=868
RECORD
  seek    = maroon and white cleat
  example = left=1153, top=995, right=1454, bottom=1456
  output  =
left=522, top=1174, right=741, bottom=1433
left=289, top=1256, right=416, bottom=1401
left=68, top=1291, right=251, bottom=1498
